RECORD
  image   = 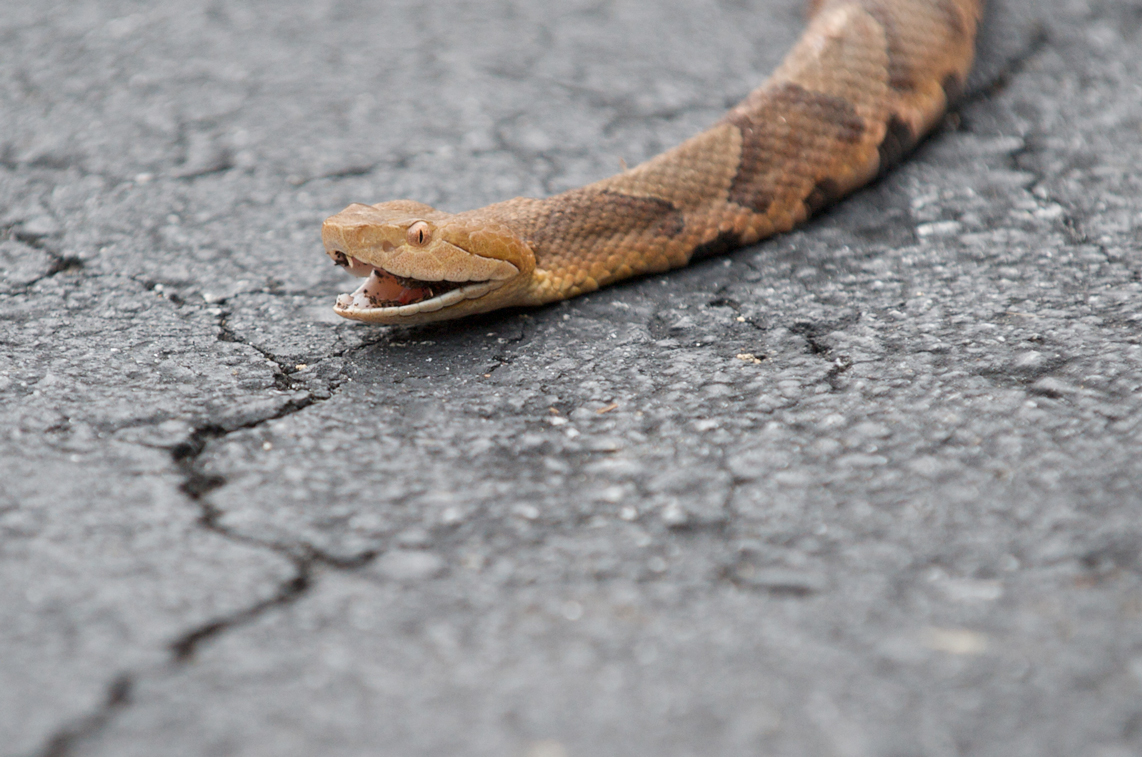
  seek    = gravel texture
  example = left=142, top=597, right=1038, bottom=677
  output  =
left=2, top=1, right=1141, bottom=755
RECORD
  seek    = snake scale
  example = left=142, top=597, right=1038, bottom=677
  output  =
left=323, top=0, right=984, bottom=324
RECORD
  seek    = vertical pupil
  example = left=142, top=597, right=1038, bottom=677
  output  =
left=408, top=223, right=429, bottom=245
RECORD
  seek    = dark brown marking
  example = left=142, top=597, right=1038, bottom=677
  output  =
left=937, top=0, right=969, bottom=40
left=941, top=72, right=964, bottom=105
left=725, top=84, right=866, bottom=214
left=690, top=230, right=744, bottom=260
left=525, top=189, right=685, bottom=253
left=863, top=4, right=918, bottom=92
left=804, top=178, right=843, bottom=216
left=877, top=114, right=916, bottom=174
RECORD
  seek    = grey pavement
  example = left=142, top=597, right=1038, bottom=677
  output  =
left=2, top=0, right=1141, bottom=755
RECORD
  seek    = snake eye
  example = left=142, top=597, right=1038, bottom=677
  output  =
left=407, top=221, right=432, bottom=247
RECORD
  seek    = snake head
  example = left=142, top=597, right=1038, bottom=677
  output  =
left=322, top=200, right=535, bottom=324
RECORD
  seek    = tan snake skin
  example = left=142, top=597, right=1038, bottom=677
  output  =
left=322, top=0, right=985, bottom=324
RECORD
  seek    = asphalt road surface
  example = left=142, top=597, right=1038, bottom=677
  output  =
left=3, top=1, right=1141, bottom=755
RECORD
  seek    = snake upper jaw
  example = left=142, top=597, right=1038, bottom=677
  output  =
left=322, top=202, right=534, bottom=325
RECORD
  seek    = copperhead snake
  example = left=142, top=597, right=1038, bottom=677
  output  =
left=322, top=0, right=984, bottom=325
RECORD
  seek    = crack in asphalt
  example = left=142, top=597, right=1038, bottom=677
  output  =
left=7, top=253, right=86, bottom=293
left=214, top=311, right=313, bottom=394
left=168, top=559, right=313, bottom=663
left=28, top=307, right=388, bottom=757
left=36, top=676, right=132, bottom=757
left=1, top=220, right=89, bottom=293
left=963, top=22, right=1050, bottom=105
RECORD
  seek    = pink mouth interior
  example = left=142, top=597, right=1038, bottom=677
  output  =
left=356, top=268, right=433, bottom=307
left=331, top=250, right=460, bottom=310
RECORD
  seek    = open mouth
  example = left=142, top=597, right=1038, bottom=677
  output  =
left=330, top=250, right=503, bottom=316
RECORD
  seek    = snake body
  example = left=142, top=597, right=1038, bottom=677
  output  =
left=323, top=0, right=985, bottom=324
